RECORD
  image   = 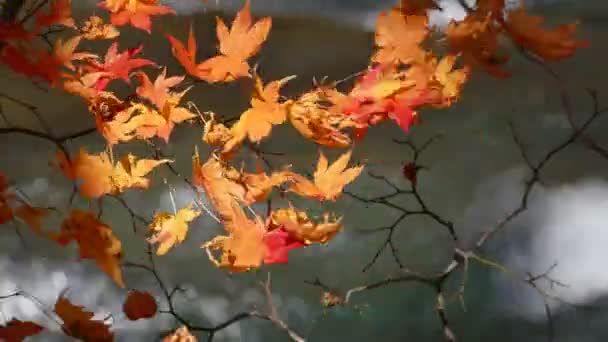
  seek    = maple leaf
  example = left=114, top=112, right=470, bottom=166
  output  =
left=192, top=150, right=290, bottom=222
left=85, top=42, right=155, bottom=91
left=229, top=75, right=295, bottom=145
left=148, top=203, right=201, bottom=255
left=87, top=93, right=167, bottom=145
left=57, top=148, right=170, bottom=198
left=202, top=202, right=267, bottom=272
left=35, top=0, right=76, bottom=30
left=197, top=0, right=272, bottom=82
left=505, top=7, right=590, bottom=61
left=80, top=16, right=120, bottom=40
left=262, top=227, right=306, bottom=264
left=54, top=210, right=125, bottom=287
left=123, top=290, right=158, bottom=320
left=166, top=23, right=203, bottom=78
left=269, top=207, right=342, bottom=245
left=0, top=319, right=44, bottom=342
left=99, top=0, right=175, bottom=33
left=164, top=326, right=197, bottom=342
left=135, top=69, right=196, bottom=142
left=192, top=150, right=247, bottom=223
left=445, top=12, right=510, bottom=78
left=54, top=296, right=113, bottom=341
left=288, top=87, right=356, bottom=148
left=1, top=35, right=95, bottom=86
left=372, top=8, right=429, bottom=66
left=288, top=150, right=364, bottom=201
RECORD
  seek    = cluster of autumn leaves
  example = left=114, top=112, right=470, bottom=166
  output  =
left=0, top=0, right=590, bottom=340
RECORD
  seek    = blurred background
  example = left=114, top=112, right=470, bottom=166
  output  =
left=1, top=0, right=608, bottom=341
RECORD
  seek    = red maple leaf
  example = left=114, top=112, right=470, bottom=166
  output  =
left=84, top=42, right=155, bottom=90
left=263, top=226, right=306, bottom=264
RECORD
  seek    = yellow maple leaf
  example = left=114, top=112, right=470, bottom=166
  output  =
left=148, top=203, right=201, bottom=255
left=288, top=150, right=364, bottom=201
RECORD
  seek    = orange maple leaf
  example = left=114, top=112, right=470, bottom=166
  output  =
left=99, top=0, right=175, bottom=33
left=372, top=8, right=429, bottom=66
left=288, top=150, right=364, bottom=201
left=202, top=202, right=267, bottom=272
left=87, top=93, right=166, bottom=145
left=192, top=150, right=291, bottom=220
left=54, top=210, right=125, bottom=288
left=505, top=6, right=590, bottom=61
left=166, top=23, right=203, bottom=78
left=57, top=148, right=170, bottom=198
left=123, top=290, right=158, bottom=321
left=197, top=0, right=272, bottom=82
left=148, top=202, right=201, bottom=255
left=54, top=296, right=114, bottom=341
left=445, top=12, right=510, bottom=78
left=135, top=69, right=197, bottom=142
left=0, top=319, right=44, bottom=342
left=229, top=75, right=295, bottom=145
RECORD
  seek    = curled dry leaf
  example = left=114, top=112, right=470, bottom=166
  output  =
left=269, top=207, right=342, bottom=244
left=54, top=296, right=113, bottom=342
left=288, top=87, right=355, bottom=148
left=89, top=96, right=167, bottom=145
left=202, top=113, right=240, bottom=158
left=288, top=150, right=364, bottom=201
left=148, top=202, right=201, bottom=255
left=197, top=0, right=272, bottom=82
left=123, top=290, right=158, bottom=320
left=163, top=326, right=197, bottom=342
left=505, top=6, right=589, bottom=61
left=80, top=16, right=120, bottom=40
left=53, top=210, right=125, bottom=287
left=0, top=319, right=44, bottom=342
left=57, top=148, right=170, bottom=198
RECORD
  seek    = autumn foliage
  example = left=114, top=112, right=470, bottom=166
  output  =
left=0, top=0, right=590, bottom=340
